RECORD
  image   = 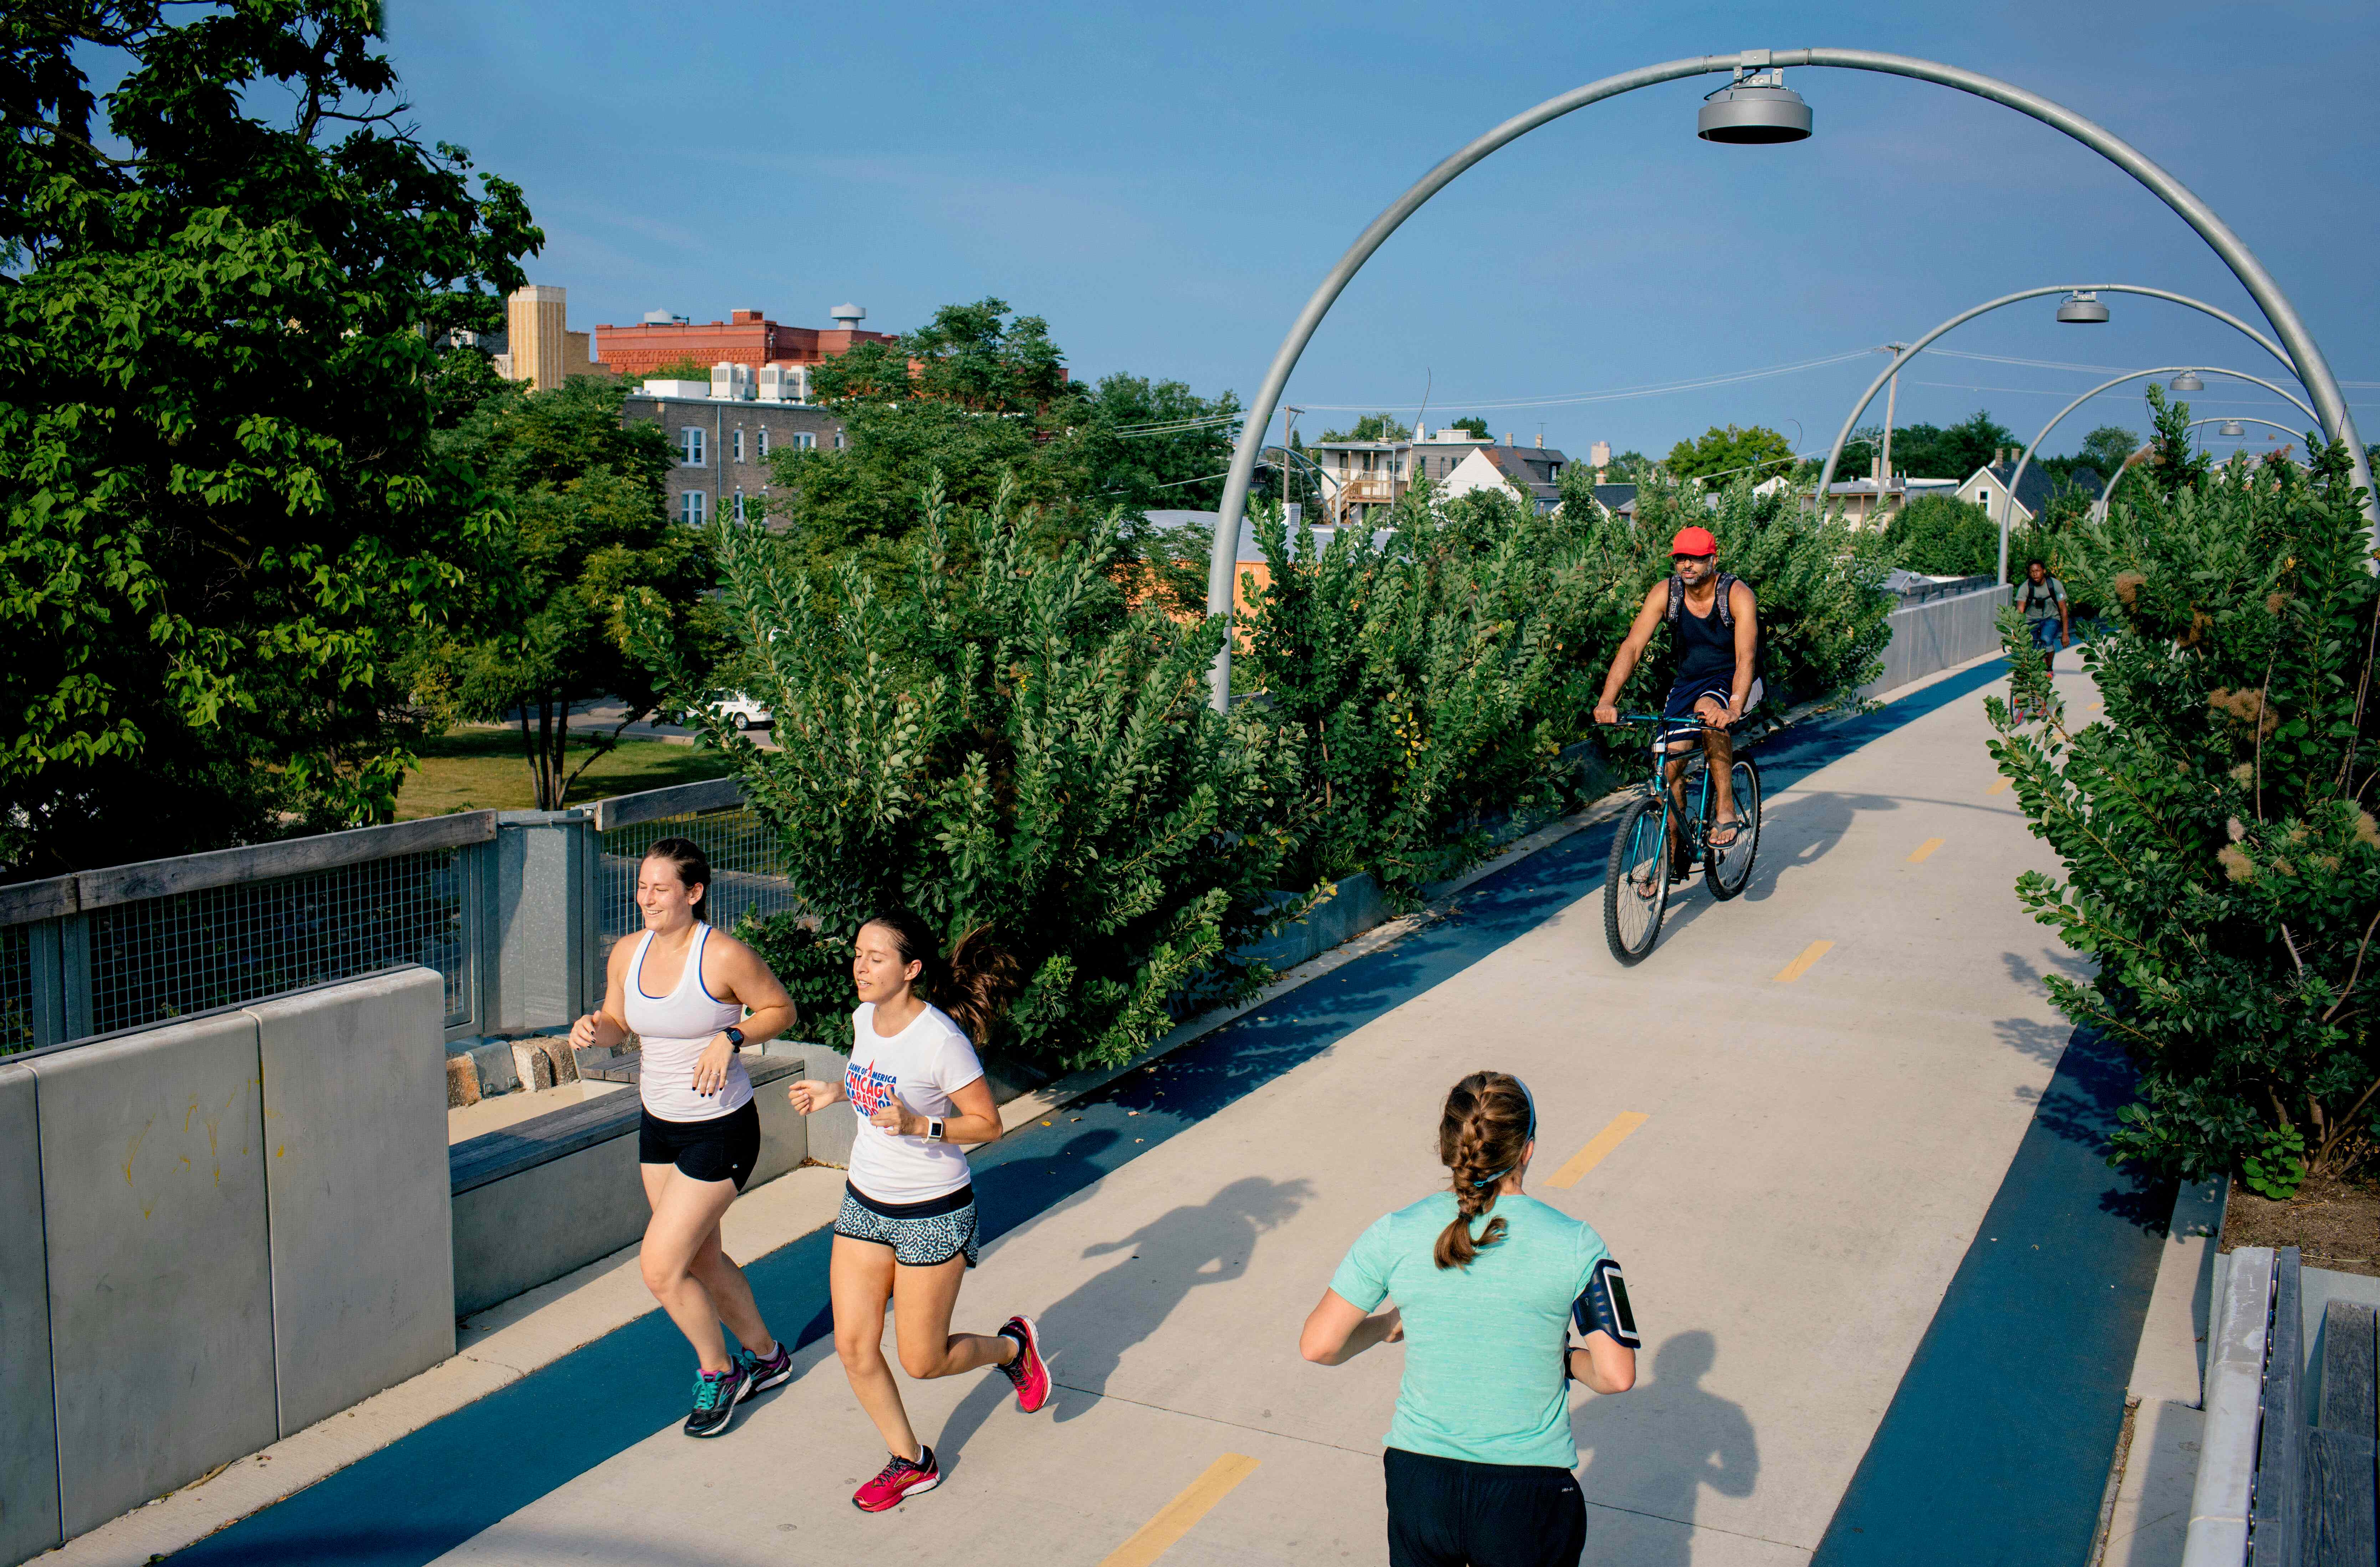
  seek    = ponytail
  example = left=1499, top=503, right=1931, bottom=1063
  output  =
left=861, top=909, right=1021, bottom=1046
left=1432, top=1070, right=1535, bottom=1270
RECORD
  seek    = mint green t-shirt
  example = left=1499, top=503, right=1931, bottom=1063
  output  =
left=1328, top=1191, right=1610, bottom=1469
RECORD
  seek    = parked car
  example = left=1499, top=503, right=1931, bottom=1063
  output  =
left=709, top=693, right=773, bottom=729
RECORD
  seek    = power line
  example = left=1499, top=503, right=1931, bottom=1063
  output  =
left=1290, top=347, right=1884, bottom=414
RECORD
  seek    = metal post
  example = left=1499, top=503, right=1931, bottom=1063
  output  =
left=1878, top=343, right=1904, bottom=526
left=2000, top=367, right=2318, bottom=579
left=1211, top=51, right=2373, bottom=709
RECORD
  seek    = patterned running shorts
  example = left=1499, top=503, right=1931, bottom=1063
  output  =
left=834, top=1182, right=980, bottom=1268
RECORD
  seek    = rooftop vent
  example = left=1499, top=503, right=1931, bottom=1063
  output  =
left=830, top=303, right=866, bottom=330
left=642, top=310, right=690, bottom=327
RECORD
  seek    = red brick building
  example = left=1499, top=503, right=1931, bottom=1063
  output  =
left=593, top=304, right=898, bottom=382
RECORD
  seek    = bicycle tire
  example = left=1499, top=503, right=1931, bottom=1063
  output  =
left=1604, top=795, right=1673, bottom=964
left=1703, top=755, right=1762, bottom=900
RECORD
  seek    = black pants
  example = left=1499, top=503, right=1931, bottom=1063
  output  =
left=1385, top=1446, right=1586, bottom=1567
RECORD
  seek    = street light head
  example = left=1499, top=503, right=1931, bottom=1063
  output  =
left=2220, top=420, right=2246, bottom=437
left=2170, top=370, right=2206, bottom=392
left=2054, top=290, right=2110, bottom=324
left=1697, top=78, right=1812, bottom=144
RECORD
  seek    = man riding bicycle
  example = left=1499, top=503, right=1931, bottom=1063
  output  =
left=1594, top=526, right=1761, bottom=872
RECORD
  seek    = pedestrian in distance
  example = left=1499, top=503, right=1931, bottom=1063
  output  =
left=568, top=837, right=800, bottom=1438
left=2015, top=558, right=2072, bottom=671
left=1301, top=1070, right=1640, bottom=1567
left=787, top=910, right=1052, bottom=1513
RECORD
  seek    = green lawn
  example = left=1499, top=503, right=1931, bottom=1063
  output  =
left=395, top=727, right=735, bottom=819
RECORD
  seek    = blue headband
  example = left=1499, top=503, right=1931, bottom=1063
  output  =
left=1472, top=1077, right=1538, bottom=1187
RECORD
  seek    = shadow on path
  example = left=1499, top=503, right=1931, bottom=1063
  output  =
left=1577, top=1331, right=1758, bottom=1566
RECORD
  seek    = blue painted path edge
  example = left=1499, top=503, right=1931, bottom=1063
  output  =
left=176, top=660, right=2016, bottom=1565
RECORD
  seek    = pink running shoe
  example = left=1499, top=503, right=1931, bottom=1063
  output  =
left=852, top=1446, right=939, bottom=1512
left=998, top=1315, right=1050, bottom=1413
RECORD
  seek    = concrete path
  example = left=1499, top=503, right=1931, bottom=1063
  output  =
left=166, top=658, right=2158, bottom=1566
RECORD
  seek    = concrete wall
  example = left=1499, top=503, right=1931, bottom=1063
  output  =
left=1863, top=584, right=2008, bottom=700
left=30, top=1013, right=277, bottom=1540
left=2, top=970, right=462, bottom=1562
left=251, top=969, right=454, bottom=1435
left=0, top=1065, right=58, bottom=1567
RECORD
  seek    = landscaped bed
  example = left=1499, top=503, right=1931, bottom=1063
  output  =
left=394, top=727, right=733, bottom=819
left=2219, top=1172, right=2380, bottom=1279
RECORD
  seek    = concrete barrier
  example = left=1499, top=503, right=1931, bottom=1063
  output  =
left=0, top=1064, right=58, bottom=1567
left=29, top=1013, right=277, bottom=1540
left=1863, top=584, right=2008, bottom=699
left=250, top=969, right=454, bottom=1435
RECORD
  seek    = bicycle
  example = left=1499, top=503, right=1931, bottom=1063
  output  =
left=1600, top=713, right=1763, bottom=965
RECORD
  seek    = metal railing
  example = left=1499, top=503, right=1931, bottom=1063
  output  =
left=590, top=778, right=806, bottom=948
left=0, top=813, right=498, bottom=1055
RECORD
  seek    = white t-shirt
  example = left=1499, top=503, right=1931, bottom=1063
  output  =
left=843, top=1002, right=984, bottom=1205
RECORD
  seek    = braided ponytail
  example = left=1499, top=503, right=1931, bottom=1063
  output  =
left=860, top=910, right=1021, bottom=1046
left=1432, top=1070, right=1534, bottom=1270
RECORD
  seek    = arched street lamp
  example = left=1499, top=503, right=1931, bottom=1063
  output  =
left=2093, top=417, right=2310, bottom=520
left=1994, top=366, right=2318, bottom=581
left=1816, top=284, right=2311, bottom=563
left=1205, top=48, right=2371, bottom=710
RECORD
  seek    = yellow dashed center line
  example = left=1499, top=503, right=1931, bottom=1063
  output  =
left=1774, top=940, right=1834, bottom=983
left=1907, top=837, right=1945, bottom=864
left=1545, top=1112, right=1650, bottom=1190
left=1099, top=1454, right=1262, bottom=1566
left=1987, top=776, right=2013, bottom=795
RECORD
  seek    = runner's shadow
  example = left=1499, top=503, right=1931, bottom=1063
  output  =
left=1575, top=1331, right=1756, bottom=1566
left=934, top=1176, right=1313, bottom=1467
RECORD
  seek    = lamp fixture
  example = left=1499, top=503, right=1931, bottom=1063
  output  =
left=2219, top=419, right=2246, bottom=437
left=2054, top=290, right=2110, bottom=324
left=1698, top=62, right=1813, bottom=144
left=2170, top=370, right=2206, bottom=392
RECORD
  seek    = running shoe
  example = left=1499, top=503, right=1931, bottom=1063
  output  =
left=741, top=1340, right=794, bottom=1393
left=997, top=1315, right=1051, bottom=1414
left=682, top=1361, right=752, bottom=1438
left=853, top=1446, right=941, bottom=1512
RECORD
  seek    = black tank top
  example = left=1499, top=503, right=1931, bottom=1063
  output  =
left=1674, top=587, right=1734, bottom=682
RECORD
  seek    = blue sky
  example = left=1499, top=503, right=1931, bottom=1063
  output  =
left=383, top=0, right=2376, bottom=469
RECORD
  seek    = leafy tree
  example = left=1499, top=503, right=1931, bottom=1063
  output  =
left=1319, top=412, right=1413, bottom=443
left=1663, top=424, right=1795, bottom=485
left=1879, top=410, right=2020, bottom=480
left=1066, top=372, right=1241, bottom=517
left=0, top=0, right=537, bottom=876
left=2037, top=424, right=2140, bottom=488
left=1599, top=449, right=1655, bottom=482
left=625, top=355, right=713, bottom=385
left=405, top=376, right=724, bottom=810
left=1884, top=494, right=1998, bottom=578
left=1449, top=416, right=1491, bottom=440
left=643, top=480, right=1305, bottom=1072
left=1995, top=439, right=2380, bottom=1186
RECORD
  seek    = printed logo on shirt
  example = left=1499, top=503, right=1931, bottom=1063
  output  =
left=845, top=1059, right=901, bottom=1117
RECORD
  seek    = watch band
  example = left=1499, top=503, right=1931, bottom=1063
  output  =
left=928, top=1117, right=946, bottom=1142
left=723, top=1026, right=745, bottom=1050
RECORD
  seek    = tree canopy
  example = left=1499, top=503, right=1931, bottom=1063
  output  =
left=1664, top=424, right=1795, bottom=485
left=0, top=0, right=537, bottom=875
left=1318, top=412, right=1413, bottom=443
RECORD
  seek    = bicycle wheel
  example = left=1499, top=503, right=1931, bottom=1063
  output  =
left=1604, top=795, right=1673, bottom=964
left=1703, top=755, right=1762, bottom=900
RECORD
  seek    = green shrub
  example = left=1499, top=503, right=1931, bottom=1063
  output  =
left=1995, top=441, right=2380, bottom=1181
left=1885, top=494, right=1998, bottom=578
left=647, top=478, right=1305, bottom=1072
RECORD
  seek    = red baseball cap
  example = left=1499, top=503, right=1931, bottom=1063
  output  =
left=1671, top=526, right=1718, bottom=558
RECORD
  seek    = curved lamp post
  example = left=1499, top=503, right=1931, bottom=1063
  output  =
left=1996, top=366, right=2319, bottom=580
left=1204, top=47, right=2372, bottom=709
left=2093, top=417, right=2311, bottom=520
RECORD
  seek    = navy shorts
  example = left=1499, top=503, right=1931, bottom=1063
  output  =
left=1663, top=672, right=1762, bottom=723
left=1385, top=1447, right=1586, bottom=1567
left=639, top=1100, right=760, bottom=1188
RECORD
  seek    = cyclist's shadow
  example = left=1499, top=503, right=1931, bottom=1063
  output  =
left=1657, top=788, right=1889, bottom=937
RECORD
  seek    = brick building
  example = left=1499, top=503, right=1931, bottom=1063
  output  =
left=622, top=390, right=850, bottom=529
left=594, top=303, right=899, bottom=386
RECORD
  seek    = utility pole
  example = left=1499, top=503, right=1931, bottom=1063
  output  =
left=1875, top=342, right=1908, bottom=525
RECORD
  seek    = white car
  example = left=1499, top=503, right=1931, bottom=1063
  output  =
left=709, top=693, right=773, bottom=730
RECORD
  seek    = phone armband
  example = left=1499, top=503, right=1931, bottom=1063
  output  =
left=1574, top=1257, right=1642, bottom=1350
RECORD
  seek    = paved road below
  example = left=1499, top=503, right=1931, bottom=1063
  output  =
left=176, top=659, right=2161, bottom=1566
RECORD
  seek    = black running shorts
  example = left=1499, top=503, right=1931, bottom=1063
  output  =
left=1383, top=1446, right=1587, bottom=1567
left=638, top=1100, right=761, bottom=1188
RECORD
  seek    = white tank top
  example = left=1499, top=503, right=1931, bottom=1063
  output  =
left=625, top=924, right=751, bottom=1122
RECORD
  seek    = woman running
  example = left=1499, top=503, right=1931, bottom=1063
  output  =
left=568, top=837, right=799, bottom=1438
left=1300, top=1070, right=1639, bottom=1567
left=787, top=910, right=1051, bottom=1512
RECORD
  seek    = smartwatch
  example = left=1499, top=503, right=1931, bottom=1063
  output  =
left=723, top=1026, right=745, bottom=1051
left=928, top=1117, right=946, bottom=1142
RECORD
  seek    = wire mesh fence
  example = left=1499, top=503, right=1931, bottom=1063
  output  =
left=82, top=848, right=483, bottom=1040
left=599, top=804, right=804, bottom=948
left=0, top=924, right=31, bottom=1055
